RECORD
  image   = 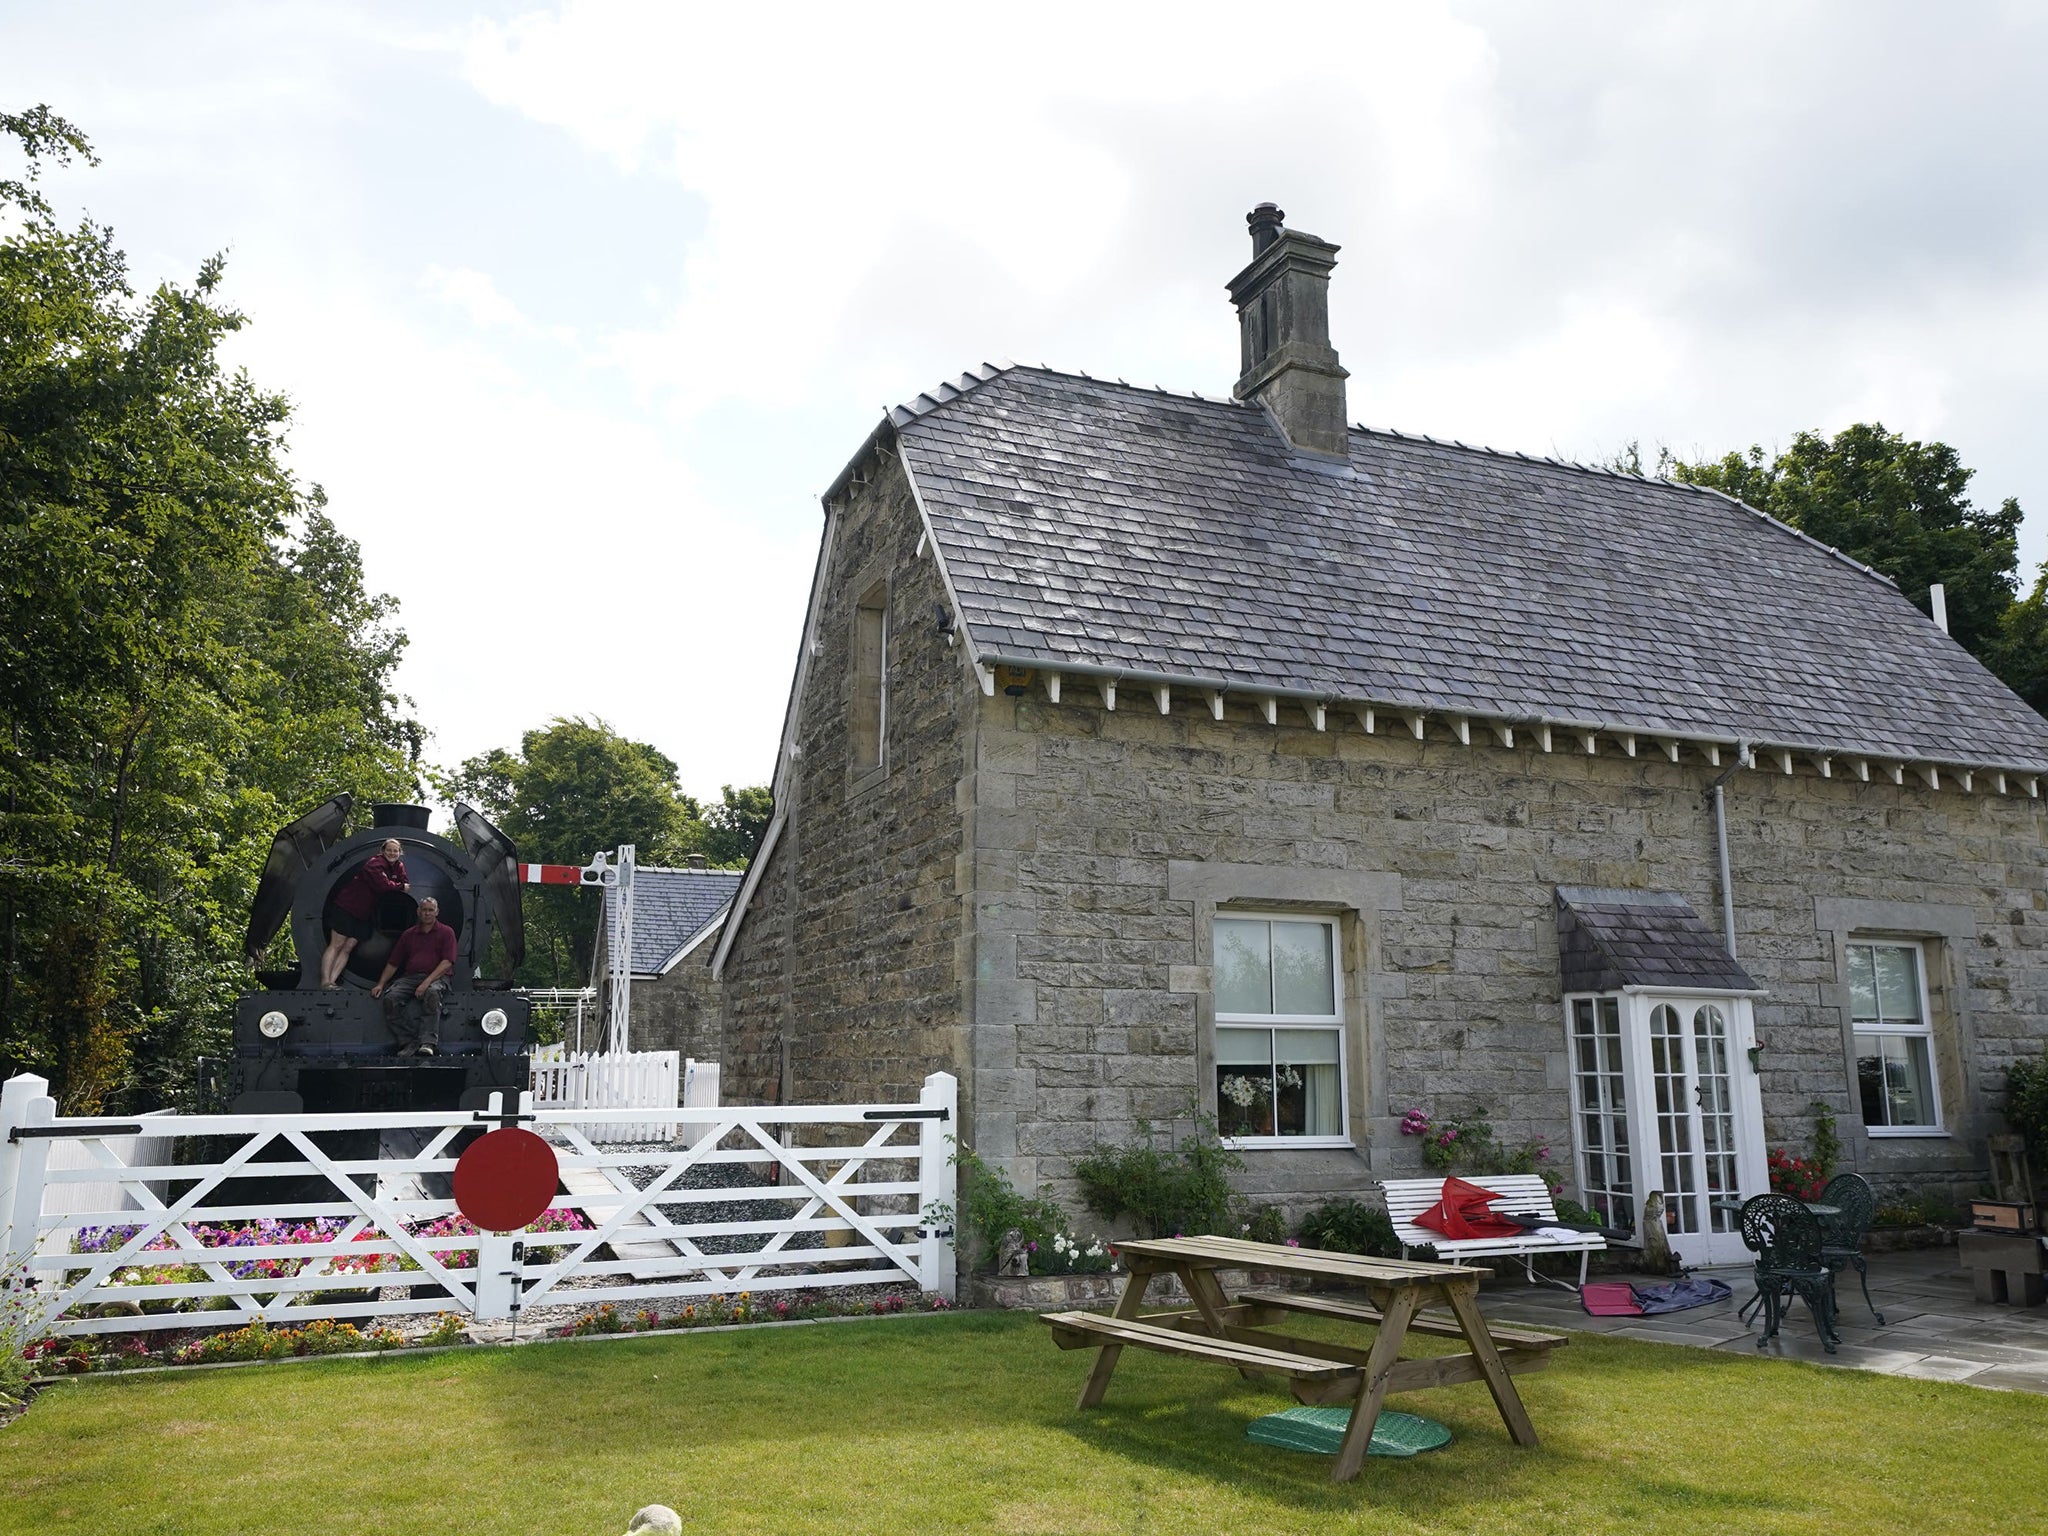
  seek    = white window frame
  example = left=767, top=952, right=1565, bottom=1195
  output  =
left=1847, top=938, right=1945, bottom=1137
left=1213, top=911, right=1350, bottom=1150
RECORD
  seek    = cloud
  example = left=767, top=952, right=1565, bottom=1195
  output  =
left=10, top=0, right=2048, bottom=807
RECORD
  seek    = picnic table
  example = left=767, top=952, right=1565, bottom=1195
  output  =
left=1041, top=1235, right=1565, bottom=1482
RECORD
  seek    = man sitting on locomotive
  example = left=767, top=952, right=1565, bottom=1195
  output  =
left=371, top=897, right=456, bottom=1056
left=320, top=837, right=410, bottom=988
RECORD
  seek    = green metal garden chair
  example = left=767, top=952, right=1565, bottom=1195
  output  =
left=1816, top=1172, right=1884, bottom=1325
left=1740, top=1193, right=1838, bottom=1353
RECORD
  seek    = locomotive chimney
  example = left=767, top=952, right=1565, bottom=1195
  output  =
left=369, top=802, right=432, bottom=831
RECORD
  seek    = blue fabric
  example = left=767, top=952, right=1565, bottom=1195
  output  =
left=1632, top=1277, right=1733, bottom=1314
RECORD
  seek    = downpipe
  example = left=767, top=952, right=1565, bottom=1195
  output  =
left=1705, top=743, right=1751, bottom=960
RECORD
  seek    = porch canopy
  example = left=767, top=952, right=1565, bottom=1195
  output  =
left=1554, top=888, right=1761, bottom=995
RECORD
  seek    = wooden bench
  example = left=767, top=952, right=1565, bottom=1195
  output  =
left=1041, top=1310, right=1364, bottom=1405
left=1380, top=1174, right=1604, bottom=1289
left=1236, top=1287, right=1570, bottom=1354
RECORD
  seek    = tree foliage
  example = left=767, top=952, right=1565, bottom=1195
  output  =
left=0, top=108, right=417, bottom=1108
left=1668, top=424, right=2043, bottom=711
left=437, top=718, right=767, bottom=987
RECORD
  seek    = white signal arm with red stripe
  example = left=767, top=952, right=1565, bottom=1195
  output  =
left=521, top=858, right=619, bottom=887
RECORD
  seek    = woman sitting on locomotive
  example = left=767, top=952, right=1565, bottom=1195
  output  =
left=319, top=837, right=411, bottom=987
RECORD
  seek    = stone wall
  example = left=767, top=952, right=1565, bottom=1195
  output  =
left=967, top=689, right=2048, bottom=1219
left=718, top=455, right=972, bottom=1108
left=627, top=945, right=724, bottom=1064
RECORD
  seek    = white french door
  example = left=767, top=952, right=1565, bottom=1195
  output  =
left=1567, top=992, right=1766, bottom=1267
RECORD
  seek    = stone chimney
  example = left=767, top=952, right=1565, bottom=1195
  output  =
left=1226, top=203, right=1349, bottom=459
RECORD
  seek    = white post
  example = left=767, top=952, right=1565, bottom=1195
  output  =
left=474, top=1233, right=518, bottom=1322
left=606, top=844, right=636, bottom=1055
left=916, top=1071, right=958, bottom=1301
left=2, top=1075, right=56, bottom=1283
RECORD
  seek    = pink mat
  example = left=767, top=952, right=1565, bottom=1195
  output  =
left=1580, top=1282, right=1644, bottom=1316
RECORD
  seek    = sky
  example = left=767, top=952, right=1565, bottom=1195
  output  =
left=6, top=2, right=2048, bottom=804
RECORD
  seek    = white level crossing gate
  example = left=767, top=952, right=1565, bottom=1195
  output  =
left=0, top=1071, right=956, bottom=1338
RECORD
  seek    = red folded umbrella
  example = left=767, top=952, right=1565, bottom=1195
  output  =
left=1412, top=1176, right=1527, bottom=1240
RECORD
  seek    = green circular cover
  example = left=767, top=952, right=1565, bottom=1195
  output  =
left=1245, top=1406, right=1452, bottom=1458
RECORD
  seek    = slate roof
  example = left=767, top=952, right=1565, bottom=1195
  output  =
left=605, top=868, right=742, bottom=975
left=1554, top=888, right=1760, bottom=994
left=890, top=364, right=2048, bottom=772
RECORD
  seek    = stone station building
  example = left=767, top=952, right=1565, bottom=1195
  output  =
left=707, top=205, right=2048, bottom=1267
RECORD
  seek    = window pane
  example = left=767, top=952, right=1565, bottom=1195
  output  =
left=1874, top=946, right=1921, bottom=1024
left=1216, top=1026, right=1271, bottom=1066
left=1274, top=1028, right=1342, bottom=1136
left=1215, top=920, right=1271, bottom=1015
left=1855, top=1035, right=1886, bottom=1126
left=1216, top=1028, right=1274, bottom=1137
left=1272, top=921, right=1336, bottom=1015
left=1882, top=1035, right=1936, bottom=1126
left=1847, top=944, right=1878, bottom=1023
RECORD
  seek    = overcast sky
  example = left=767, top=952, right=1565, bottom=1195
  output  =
left=6, top=2, right=2047, bottom=803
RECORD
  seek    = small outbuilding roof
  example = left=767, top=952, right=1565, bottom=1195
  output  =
left=1554, top=887, right=1760, bottom=995
left=604, top=867, right=743, bottom=976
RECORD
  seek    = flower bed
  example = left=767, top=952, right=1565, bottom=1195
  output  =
left=24, top=1286, right=956, bottom=1379
left=63, top=1207, right=595, bottom=1316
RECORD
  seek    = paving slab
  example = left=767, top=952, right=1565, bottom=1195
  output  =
left=1485, top=1246, right=2048, bottom=1395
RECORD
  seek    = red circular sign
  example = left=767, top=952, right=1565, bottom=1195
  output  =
left=454, top=1128, right=560, bottom=1233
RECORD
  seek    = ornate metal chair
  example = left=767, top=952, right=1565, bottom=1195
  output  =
left=1816, top=1172, right=1884, bottom=1324
left=1740, top=1193, right=1838, bottom=1352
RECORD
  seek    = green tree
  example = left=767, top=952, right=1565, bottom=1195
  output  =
left=701, top=783, right=772, bottom=868
left=439, top=718, right=704, bottom=986
left=1672, top=424, right=2026, bottom=667
left=1, top=107, right=416, bottom=1108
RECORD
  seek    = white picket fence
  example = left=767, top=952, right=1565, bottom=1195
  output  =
left=0, top=1070, right=955, bottom=1339
left=527, top=1047, right=711, bottom=1143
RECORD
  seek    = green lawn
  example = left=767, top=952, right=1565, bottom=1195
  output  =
left=2, top=1311, right=2043, bottom=1535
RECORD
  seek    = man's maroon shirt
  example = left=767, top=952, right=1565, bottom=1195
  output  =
left=387, top=921, right=456, bottom=977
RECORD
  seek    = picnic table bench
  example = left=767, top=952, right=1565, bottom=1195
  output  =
left=1381, top=1174, right=1605, bottom=1289
left=1041, top=1235, right=1566, bottom=1482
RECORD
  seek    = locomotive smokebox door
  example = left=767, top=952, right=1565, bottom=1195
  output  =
left=216, top=796, right=535, bottom=1115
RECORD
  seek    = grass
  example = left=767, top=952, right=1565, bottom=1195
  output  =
left=2, top=1310, right=2044, bottom=1535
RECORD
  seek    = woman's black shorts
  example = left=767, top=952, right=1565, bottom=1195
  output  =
left=329, top=908, right=374, bottom=942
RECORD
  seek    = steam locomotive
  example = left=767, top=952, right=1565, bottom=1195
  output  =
left=206, top=795, right=536, bottom=1114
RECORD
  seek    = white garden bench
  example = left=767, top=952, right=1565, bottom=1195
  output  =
left=1380, top=1175, right=1604, bottom=1290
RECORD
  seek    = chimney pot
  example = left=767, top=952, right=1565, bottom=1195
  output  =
left=686, top=853, right=708, bottom=869
left=1247, top=202, right=1286, bottom=255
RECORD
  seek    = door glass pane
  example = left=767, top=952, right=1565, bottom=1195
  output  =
left=1274, top=1027, right=1341, bottom=1136
left=1215, top=920, right=1271, bottom=1015
left=1650, top=1005, right=1699, bottom=1234
left=1847, top=944, right=1878, bottom=1022
left=1874, top=946, right=1920, bottom=1023
left=1216, top=1027, right=1274, bottom=1137
left=1271, top=921, right=1336, bottom=1015
left=1571, top=997, right=1632, bottom=1233
left=1693, top=1006, right=1739, bottom=1232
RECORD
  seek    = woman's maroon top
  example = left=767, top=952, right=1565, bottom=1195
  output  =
left=331, top=854, right=407, bottom=920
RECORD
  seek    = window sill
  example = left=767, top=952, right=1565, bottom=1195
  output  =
left=1863, top=1125, right=1950, bottom=1139
left=1219, top=1135, right=1355, bottom=1152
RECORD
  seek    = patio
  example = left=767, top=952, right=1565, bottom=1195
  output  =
left=1486, top=1247, right=2048, bottom=1393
